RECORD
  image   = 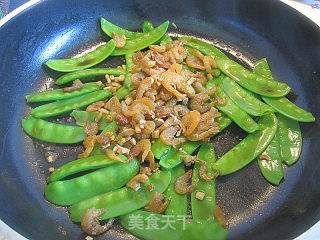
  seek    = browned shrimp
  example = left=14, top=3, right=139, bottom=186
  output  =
left=174, top=169, right=198, bottom=194
left=160, top=125, right=186, bottom=148
left=190, top=93, right=216, bottom=113
left=144, top=192, right=171, bottom=214
left=81, top=207, right=114, bottom=235
left=126, top=174, right=149, bottom=191
left=199, top=165, right=220, bottom=181
left=128, top=139, right=151, bottom=162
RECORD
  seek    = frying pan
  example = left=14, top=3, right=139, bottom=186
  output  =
left=0, top=0, right=319, bottom=239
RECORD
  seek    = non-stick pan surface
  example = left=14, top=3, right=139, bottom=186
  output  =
left=0, top=0, right=319, bottom=239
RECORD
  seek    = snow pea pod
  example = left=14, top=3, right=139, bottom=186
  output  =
left=69, top=170, right=171, bottom=222
left=21, top=116, right=85, bottom=144
left=164, top=165, right=187, bottom=215
left=121, top=210, right=228, bottom=240
left=111, top=21, right=169, bottom=56
left=70, top=110, right=115, bottom=130
left=160, top=34, right=173, bottom=46
left=101, top=18, right=144, bottom=39
left=179, top=36, right=227, bottom=59
left=216, top=57, right=291, bottom=98
left=277, top=114, right=302, bottom=165
left=45, top=158, right=139, bottom=206
left=26, top=82, right=102, bottom=102
left=191, top=142, right=216, bottom=220
left=47, top=154, right=120, bottom=183
left=55, top=68, right=125, bottom=85
left=152, top=138, right=173, bottom=159
left=159, top=141, right=201, bottom=169
left=142, top=20, right=154, bottom=32
left=45, top=40, right=116, bottom=72
left=207, top=77, right=259, bottom=133
left=30, top=90, right=111, bottom=118
left=253, top=59, right=315, bottom=122
left=257, top=131, right=284, bottom=185
left=214, top=113, right=278, bottom=175
left=114, top=86, right=131, bottom=100
left=142, top=20, right=173, bottom=46
left=215, top=76, right=274, bottom=116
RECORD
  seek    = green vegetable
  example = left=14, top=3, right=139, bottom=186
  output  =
left=45, top=40, right=116, bottom=72
left=142, top=20, right=173, bottom=46
left=253, top=58, right=315, bottom=122
left=257, top=131, right=284, bottom=185
left=191, top=142, right=216, bottom=220
left=111, top=21, right=169, bottom=56
left=55, top=68, right=125, bottom=85
left=121, top=210, right=228, bottom=240
left=159, top=141, right=201, bottom=169
left=101, top=18, right=144, bottom=39
left=214, top=113, right=278, bottom=175
left=160, top=34, right=174, bottom=46
left=69, top=170, right=171, bottom=222
left=26, top=82, right=102, bottom=102
left=47, top=154, right=119, bottom=183
left=207, top=77, right=259, bottom=133
left=142, top=20, right=155, bottom=32
left=277, top=114, right=302, bottom=165
left=30, top=90, right=111, bottom=118
left=45, top=158, right=139, bottom=206
left=21, top=116, right=85, bottom=144
left=70, top=110, right=115, bottom=130
left=215, top=76, right=274, bottom=116
left=152, top=138, right=173, bottom=160
left=164, top=165, right=187, bottom=215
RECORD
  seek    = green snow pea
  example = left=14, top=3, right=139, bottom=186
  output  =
left=159, top=141, right=201, bottom=169
left=214, top=113, right=278, bottom=175
left=191, top=142, right=216, bottom=220
left=47, top=154, right=120, bottom=183
left=257, top=131, right=284, bottom=185
left=26, top=82, right=102, bottom=102
left=55, top=68, right=125, bottom=85
left=142, top=20, right=173, bottom=46
left=114, top=53, right=135, bottom=100
left=253, top=58, right=315, bottom=122
left=216, top=57, right=291, bottom=98
left=277, top=114, right=302, bottom=165
left=179, top=36, right=227, bottom=59
left=30, top=90, right=111, bottom=118
left=45, top=40, right=116, bottom=72
left=164, top=165, right=187, bottom=215
left=111, top=21, right=169, bottom=56
left=70, top=110, right=115, bottom=130
left=21, top=116, right=85, bottom=144
left=121, top=210, right=228, bottom=240
left=101, top=18, right=144, bottom=39
left=152, top=138, right=173, bottom=159
left=45, top=158, right=139, bottom=206
left=207, top=77, right=259, bottom=133
left=215, top=76, right=274, bottom=116
left=263, top=97, right=315, bottom=122
left=142, top=20, right=155, bottom=32
left=69, top=170, right=171, bottom=222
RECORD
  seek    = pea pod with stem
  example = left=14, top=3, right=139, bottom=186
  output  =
left=47, top=154, right=121, bottom=183
left=164, top=164, right=187, bottom=215
left=21, top=116, right=85, bottom=144
left=70, top=110, right=115, bottom=130
left=45, top=158, right=139, bottom=206
left=69, top=170, right=171, bottom=222
left=30, top=90, right=111, bottom=118
left=180, top=37, right=291, bottom=97
left=101, top=18, right=144, bottom=39
left=121, top=210, right=228, bottom=240
left=191, top=142, right=217, bottom=220
left=257, top=131, right=284, bottom=185
left=214, top=113, right=278, bottom=175
left=277, top=113, right=302, bottom=165
left=55, top=68, right=126, bottom=85
left=253, top=58, right=315, bottom=122
left=206, top=77, right=259, bottom=133
left=45, top=40, right=116, bottom=72
left=215, top=75, right=274, bottom=116
left=111, top=21, right=169, bottom=56
left=26, top=82, right=103, bottom=102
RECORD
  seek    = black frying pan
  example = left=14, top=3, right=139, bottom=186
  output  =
left=0, top=0, right=319, bottom=239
